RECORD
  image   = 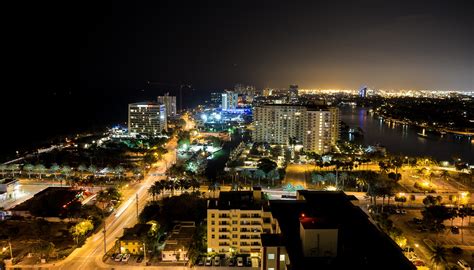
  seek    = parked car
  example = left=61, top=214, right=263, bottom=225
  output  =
left=136, top=255, right=143, bottom=263
left=412, top=217, right=422, bottom=224
left=197, top=257, right=204, bottom=266
left=400, top=209, right=407, bottom=214
left=228, top=258, right=235, bottom=266
left=121, top=253, right=131, bottom=262
left=451, top=226, right=460, bottom=234
left=213, top=256, right=221, bottom=266
left=114, top=254, right=123, bottom=262
left=237, top=257, right=244, bottom=267
left=458, top=259, right=471, bottom=270
left=205, top=257, right=212, bottom=266
left=246, top=257, right=252, bottom=266
left=395, top=209, right=401, bottom=214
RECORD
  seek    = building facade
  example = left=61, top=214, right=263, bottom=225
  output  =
left=128, top=102, right=167, bottom=136
left=222, top=91, right=239, bottom=110
left=119, top=224, right=152, bottom=255
left=157, top=93, right=177, bottom=116
left=252, top=104, right=340, bottom=154
left=207, top=188, right=275, bottom=258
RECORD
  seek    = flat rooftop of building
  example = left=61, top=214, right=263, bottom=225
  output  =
left=266, top=191, right=415, bottom=270
left=0, top=178, right=18, bottom=185
left=129, top=101, right=162, bottom=106
left=169, top=225, right=195, bottom=240
left=257, top=104, right=331, bottom=111
left=120, top=224, right=152, bottom=241
left=208, top=190, right=265, bottom=210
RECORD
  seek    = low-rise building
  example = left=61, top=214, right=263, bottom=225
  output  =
left=119, top=224, right=152, bottom=255
left=0, top=178, right=19, bottom=201
left=162, top=222, right=195, bottom=261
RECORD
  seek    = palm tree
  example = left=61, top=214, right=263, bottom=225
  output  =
left=77, top=164, right=87, bottom=179
left=267, top=169, right=280, bottom=187
left=88, top=165, right=97, bottom=176
left=240, top=170, right=252, bottom=188
left=115, top=165, right=125, bottom=179
left=23, top=164, right=34, bottom=179
left=8, top=164, right=20, bottom=177
left=254, top=170, right=266, bottom=186
left=62, top=165, right=72, bottom=181
left=50, top=163, right=60, bottom=179
left=0, top=164, right=7, bottom=176
left=430, top=245, right=447, bottom=270
left=34, top=164, right=46, bottom=179
left=148, top=181, right=162, bottom=201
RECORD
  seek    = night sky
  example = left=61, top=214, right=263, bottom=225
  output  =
left=79, top=0, right=473, bottom=91
left=1, top=0, right=473, bottom=158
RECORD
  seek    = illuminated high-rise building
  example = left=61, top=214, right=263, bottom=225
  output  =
left=289, top=84, right=299, bottom=97
left=359, top=86, right=367, bottom=98
left=157, top=93, right=177, bottom=116
left=128, top=102, right=167, bottom=135
left=222, top=91, right=239, bottom=110
left=252, top=104, right=339, bottom=154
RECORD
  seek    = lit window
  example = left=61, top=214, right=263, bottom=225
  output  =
left=268, top=254, right=275, bottom=260
left=280, top=254, right=285, bottom=261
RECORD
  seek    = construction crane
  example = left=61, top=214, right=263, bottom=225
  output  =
left=146, top=81, right=193, bottom=112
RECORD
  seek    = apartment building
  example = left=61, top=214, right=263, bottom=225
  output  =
left=128, top=102, right=167, bottom=135
left=252, top=104, right=340, bottom=154
left=222, top=91, right=239, bottom=110
left=207, top=188, right=275, bottom=258
left=157, top=93, right=177, bottom=116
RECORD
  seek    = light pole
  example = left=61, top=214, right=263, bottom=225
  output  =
left=143, top=242, right=146, bottom=265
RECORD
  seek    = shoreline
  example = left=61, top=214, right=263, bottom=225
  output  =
left=372, top=112, right=474, bottom=137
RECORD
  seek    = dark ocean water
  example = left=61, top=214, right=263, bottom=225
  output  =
left=0, top=88, right=209, bottom=162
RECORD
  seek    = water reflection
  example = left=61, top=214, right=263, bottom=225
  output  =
left=341, top=107, right=474, bottom=163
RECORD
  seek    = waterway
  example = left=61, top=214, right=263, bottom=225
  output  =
left=341, top=107, right=474, bottom=163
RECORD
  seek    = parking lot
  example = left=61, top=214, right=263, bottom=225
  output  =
left=391, top=209, right=474, bottom=267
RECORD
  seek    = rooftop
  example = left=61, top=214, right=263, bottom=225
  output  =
left=120, top=224, right=152, bottom=241
left=265, top=190, right=415, bottom=270
left=0, top=178, right=18, bottom=185
left=208, top=190, right=265, bottom=210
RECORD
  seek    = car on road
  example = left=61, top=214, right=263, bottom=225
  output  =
left=458, top=259, right=471, bottom=269
left=114, top=254, right=123, bottom=262
left=121, top=253, right=131, bottom=262
left=213, top=256, right=220, bottom=266
left=400, top=209, right=407, bottom=214
left=237, top=257, right=244, bottom=267
left=412, top=217, right=422, bottom=224
left=413, top=260, right=425, bottom=266
left=395, top=209, right=401, bottom=214
left=205, top=257, right=212, bottom=266
left=136, top=255, right=144, bottom=263
left=228, top=258, right=235, bottom=266
left=451, top=226, right=460, bottom=234
left=197, top=257, right=204, bottom=266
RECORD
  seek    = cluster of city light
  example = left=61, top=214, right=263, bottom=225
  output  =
left=298, top=88, right=474, bottom=98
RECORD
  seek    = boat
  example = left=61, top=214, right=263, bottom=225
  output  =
left=417, top=128, right=428, bottom=138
